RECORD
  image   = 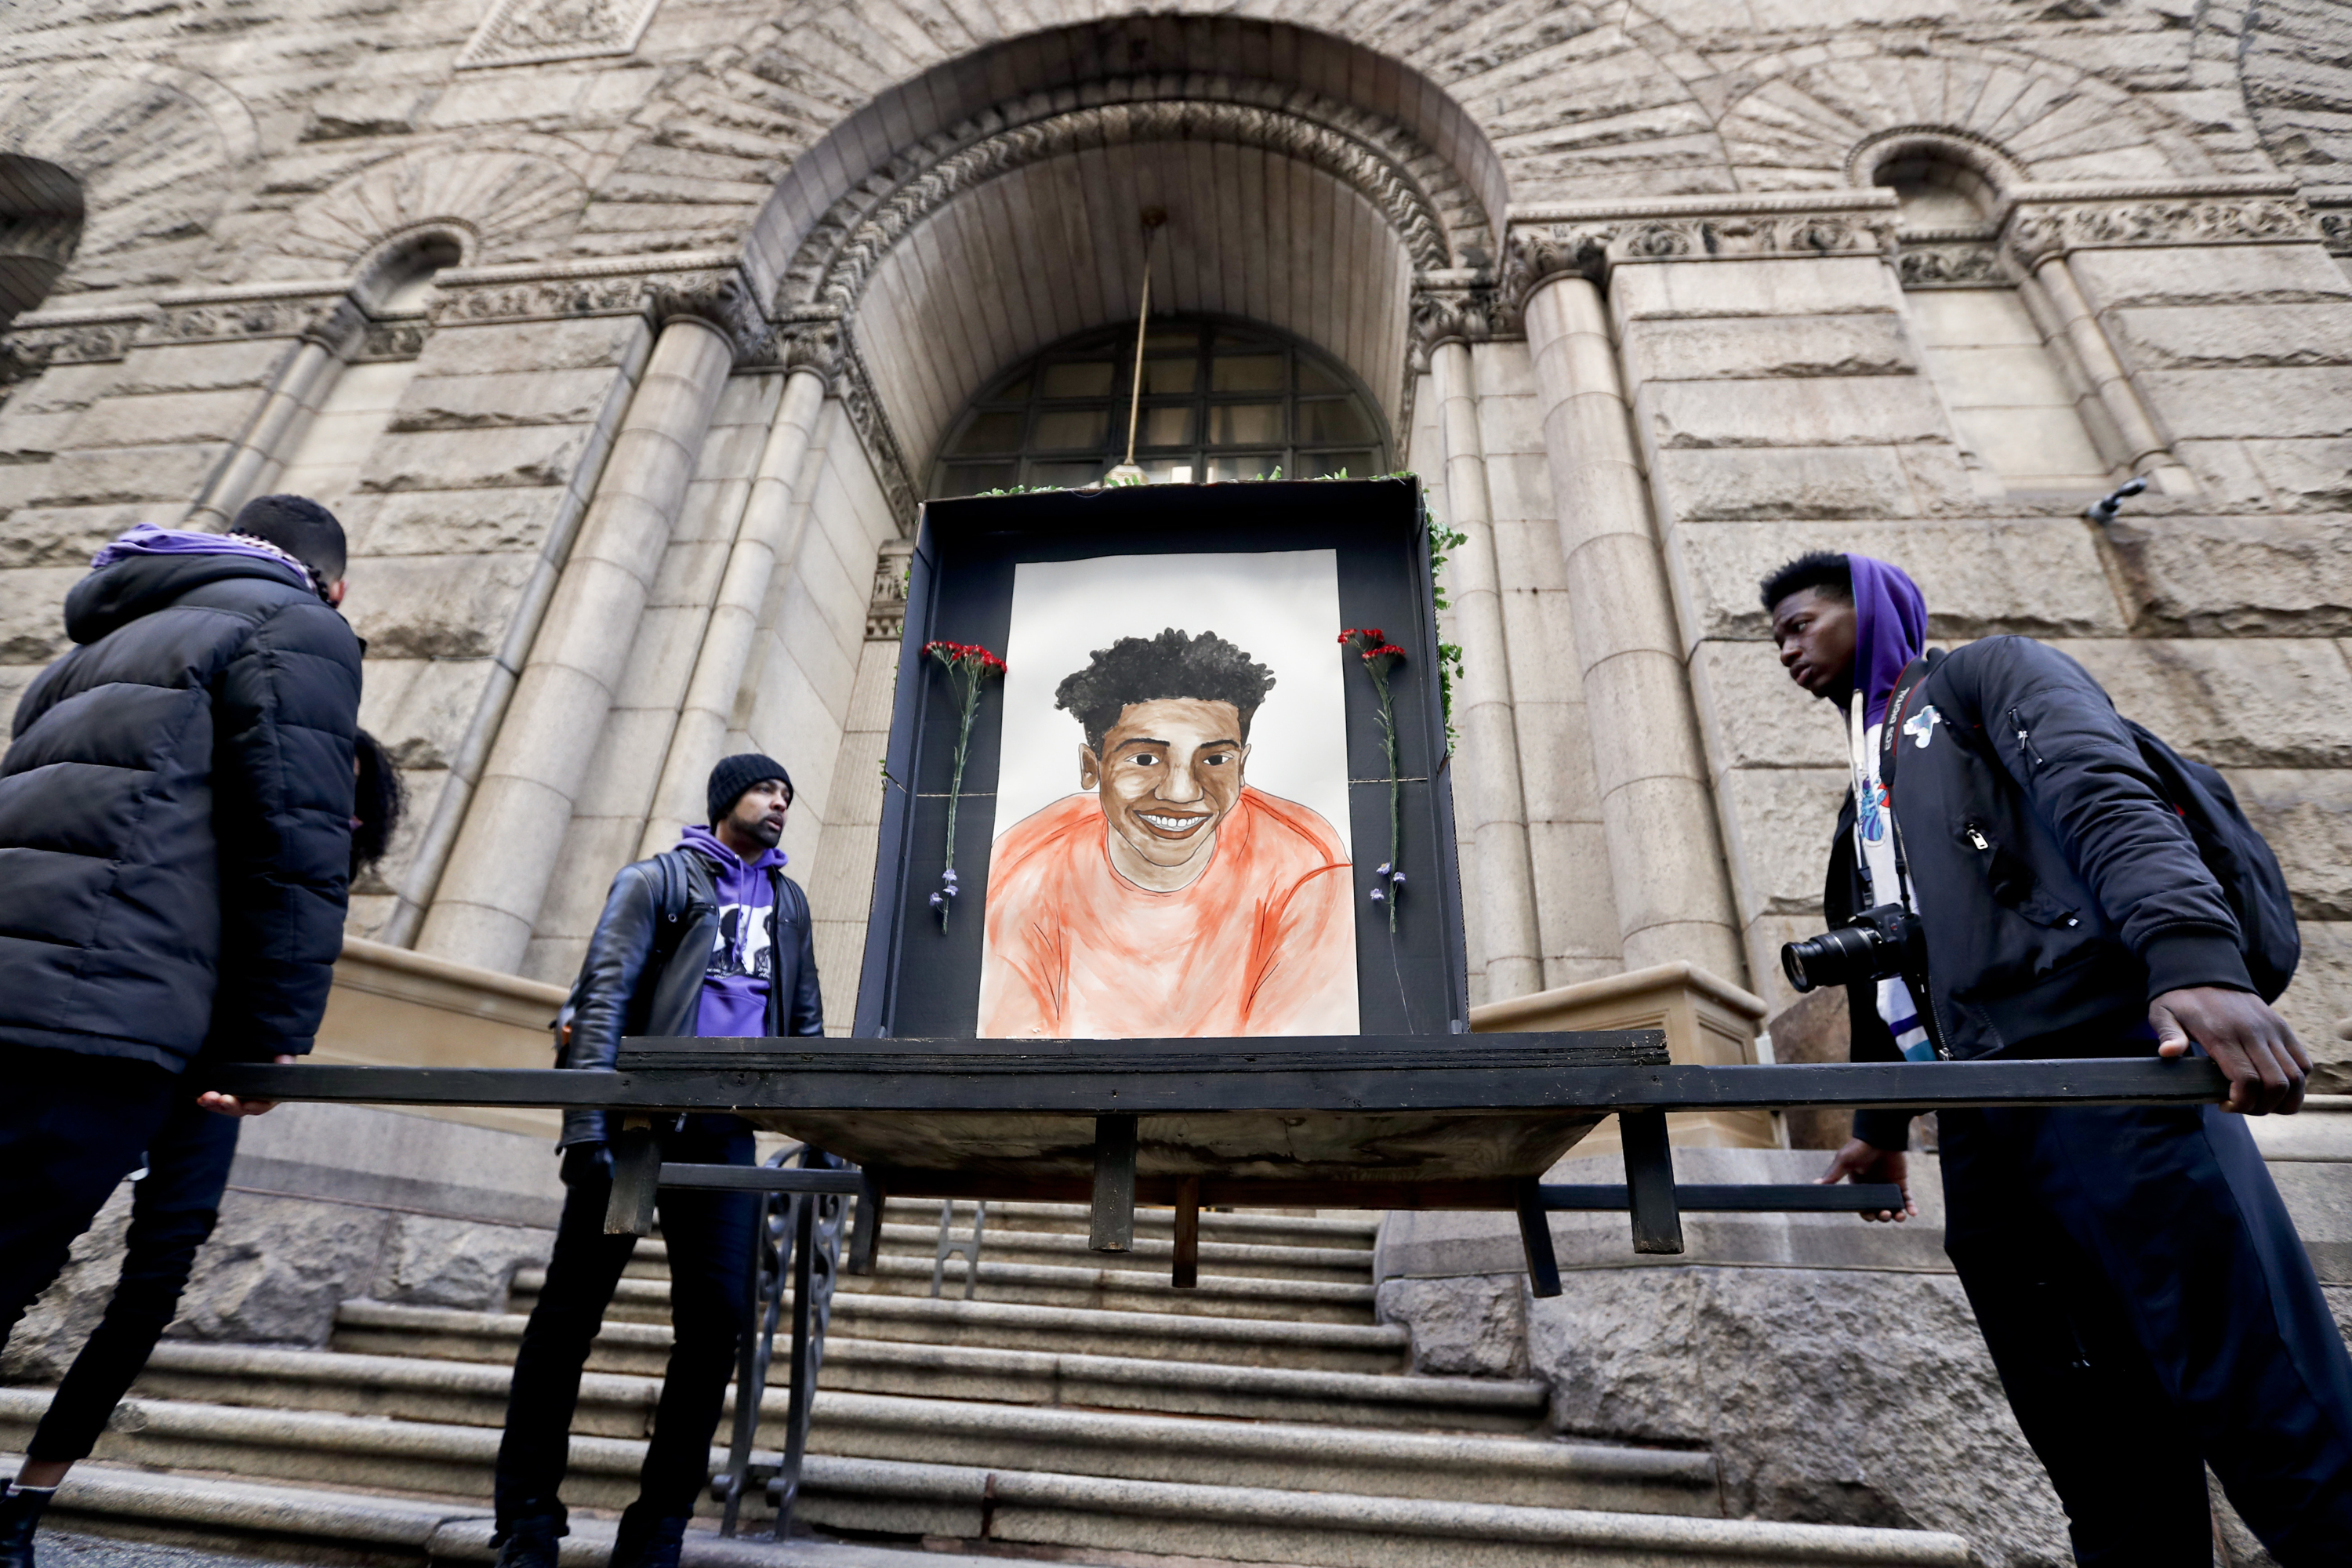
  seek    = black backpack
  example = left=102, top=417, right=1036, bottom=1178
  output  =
left=552, top=851, right=697, bottom=1062
left=1893, top=655, right=2300, bottom=1004
left=2118, top=720, right=2300, bottom=1003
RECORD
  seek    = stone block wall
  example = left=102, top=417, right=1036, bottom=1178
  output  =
left=341, top=313, right=651, bottom=940
left=1377, top=1138, right=2352, bottom=1565
left=5, top=1104, right=562, bottom=1382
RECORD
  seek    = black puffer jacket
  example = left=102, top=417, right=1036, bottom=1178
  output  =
left=558, top=848, right=822, bottom=1148
left=1828, top=636, right=2254, bottom=1147
left=0, top=552, right=362, bottom=1070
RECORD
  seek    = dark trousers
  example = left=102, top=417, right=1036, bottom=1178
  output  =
left=0, top=1048, right=183, bottom=1352
left=29, top=1097, right=241, bottom=1461
left=1942, top=1098, right=2352, bottom=1565
left=493, top=1119, right=756, bottom=1530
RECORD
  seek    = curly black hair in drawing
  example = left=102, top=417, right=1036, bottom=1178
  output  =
left=1054, top=628, right=1276, bottom=752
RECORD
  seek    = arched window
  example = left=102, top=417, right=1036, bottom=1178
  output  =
left=0, top=155, right=84, bottom=332
left=1876, top=151, right=2111, bottom=493
left=931, top=318, right=1390, bottom=499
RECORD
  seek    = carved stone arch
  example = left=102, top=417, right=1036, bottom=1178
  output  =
left=1718, top=45, right=2213, bottom=191
left=691, top=13, right=1512, bottom=301
left=250, top=143, right=590, bottom=281
left=0, top=63, right=258, bottom=293
left=777, top=81, right=1486, bottom=318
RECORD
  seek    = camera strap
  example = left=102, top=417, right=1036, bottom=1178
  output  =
left=1865, top=657, right=1935, bottom=902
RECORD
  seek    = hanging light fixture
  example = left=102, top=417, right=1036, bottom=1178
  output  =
left=1102, top=207, right=1167, bottom=486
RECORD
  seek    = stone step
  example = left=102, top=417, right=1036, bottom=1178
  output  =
left=111, top=1342, right=1704, bottom=1513
left=618, top=1203, right=1376, bottom=1279
left=10, top=1461, right=1058, bottom=1566
left=572, top=1251, right=1381, bottom=1324
left=884, top=1200, right=1381, bottom=1252
left=503, top=1277, right=1405, bottom=1370
left=0, top=1406, right=1973, bottom=1567
left=332, top=1300, right=1546, bottom=1431
left=873, top=1221, right=1371, bottom=1284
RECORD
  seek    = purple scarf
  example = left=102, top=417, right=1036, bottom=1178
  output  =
left=1846, top=554, right=1928, bottom=726
left=91, top=524, right=314, bottom=593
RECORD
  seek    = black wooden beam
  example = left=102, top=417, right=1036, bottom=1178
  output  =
left=1513, top=1177, right=1563, bottom=1299
left=655, top=1165, right=867, bottom=1194
left=1619, top=1109, right=1683, bottom=1256
left=1091, top=1113, right=1138, bottom=1252
left=201, top=1054, right=2233, bottom=1115
left=1539, top=1183, right=1907, bottom=1213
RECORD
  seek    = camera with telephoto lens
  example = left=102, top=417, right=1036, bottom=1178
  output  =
left=1780, top=903, right=1922, bottom=994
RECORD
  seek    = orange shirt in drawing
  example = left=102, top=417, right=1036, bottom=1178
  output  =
left=978, top=788, right=1357, bottom=1038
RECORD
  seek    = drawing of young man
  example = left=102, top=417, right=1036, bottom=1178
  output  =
left=979, top=627, right=1357, bottom=1038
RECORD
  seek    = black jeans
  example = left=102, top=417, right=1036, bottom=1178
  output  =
left=1942, top=1097, right=2352, bottom=1565
left=493, top=1118, right=756, bottom=1531
left=0, top=1047, right=184, bottom=1353
left=27, top=1095, right=241, bottom=1462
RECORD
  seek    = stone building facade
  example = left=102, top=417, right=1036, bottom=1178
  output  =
left=6, top=2, right=2352, bottom=1560
left=8, top=0, right=2351, bottom=1071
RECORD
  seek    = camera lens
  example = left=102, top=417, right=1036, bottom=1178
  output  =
left=1780, top=925, right=1891, bottom=993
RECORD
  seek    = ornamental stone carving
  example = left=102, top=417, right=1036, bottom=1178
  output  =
left=0, top=306, right=153, bottom=384
left=140, top=288, right=361, bottom=348
left=430, top=270, right=645, bottom=327
left=1895, top=241, right=2005, bottom=289
left=779, top=83, right=1485, bottom=316
left=1500, top=198, right=1900, bottom=315
left=866, top=540, right=913, bottom=643
left=1409, top=273, right=1506, bottom=361
left=643, top=266, right=770, bottom=365
left=775, top=309, right=844, bottom=383
left=2003, top=194, right=2321, bottom=268
left=837, top=339, right=918, bottom=531
left=427, top=255, right=771, bottom=365
left=2317, top=206, right=2352, bottom=259
left=354, top=316, right=430, bottom=362
left=455, top=0, right=662, bottom=70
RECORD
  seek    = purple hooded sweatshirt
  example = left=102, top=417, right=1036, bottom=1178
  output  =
left=678, top=824, right=788, bottom=1038
left=92, top=524, right=318, bottom=593
left=1846, top=554, right=1929, bottom=725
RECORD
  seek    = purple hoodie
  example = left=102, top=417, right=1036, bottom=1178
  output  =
left=1846, top=554, right=1928, bottom=726
left=678, top=824, right=788, bottom=1038
left=92, top=524, right=316, bottom=593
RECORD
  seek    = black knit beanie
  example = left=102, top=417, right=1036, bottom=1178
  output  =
left=708, top=753, right=793, bottom=826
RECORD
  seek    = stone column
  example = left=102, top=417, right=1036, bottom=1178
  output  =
left=2027, top=253, right=2196, bottom=495
left=636, top=365, right=828, bottom=858
left=419, top=315, right=736, bottom=970
left=1523, top=274, right=1744, bottom=981
left=1430, top=340, right=1543, bottom=1000
left=183, top=300, right=358, bottom=530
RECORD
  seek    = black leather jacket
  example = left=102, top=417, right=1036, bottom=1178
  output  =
left=1828, top=637, right=2252, bottom=1149
left=559, top=846, right=822, bottom=1147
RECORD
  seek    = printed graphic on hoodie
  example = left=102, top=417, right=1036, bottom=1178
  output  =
left=677, top=823, right=785, bottom=1039
left=710, top=902, right=773, bottom=981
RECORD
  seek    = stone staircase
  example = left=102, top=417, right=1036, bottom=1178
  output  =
left=2, top=1200, right=1973, bottom=1566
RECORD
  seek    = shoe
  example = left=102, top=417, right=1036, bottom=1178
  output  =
left=490, top=1513, right=564, bottom=1568
left=608, top=1506, right=688, bottom=1568
left=0, top=1485, right=51, bottom=1568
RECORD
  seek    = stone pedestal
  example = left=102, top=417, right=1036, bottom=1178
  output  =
left=314, top=935, right=568, bottom=1138
left=1471, top=960, right=1777, bottom=1157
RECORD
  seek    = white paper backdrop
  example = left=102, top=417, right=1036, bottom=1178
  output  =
left=987, top=549, right=1351, bottom=854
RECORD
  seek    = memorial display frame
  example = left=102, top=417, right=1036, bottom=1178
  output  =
left=853, top=477, right=1469, bottom=1040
